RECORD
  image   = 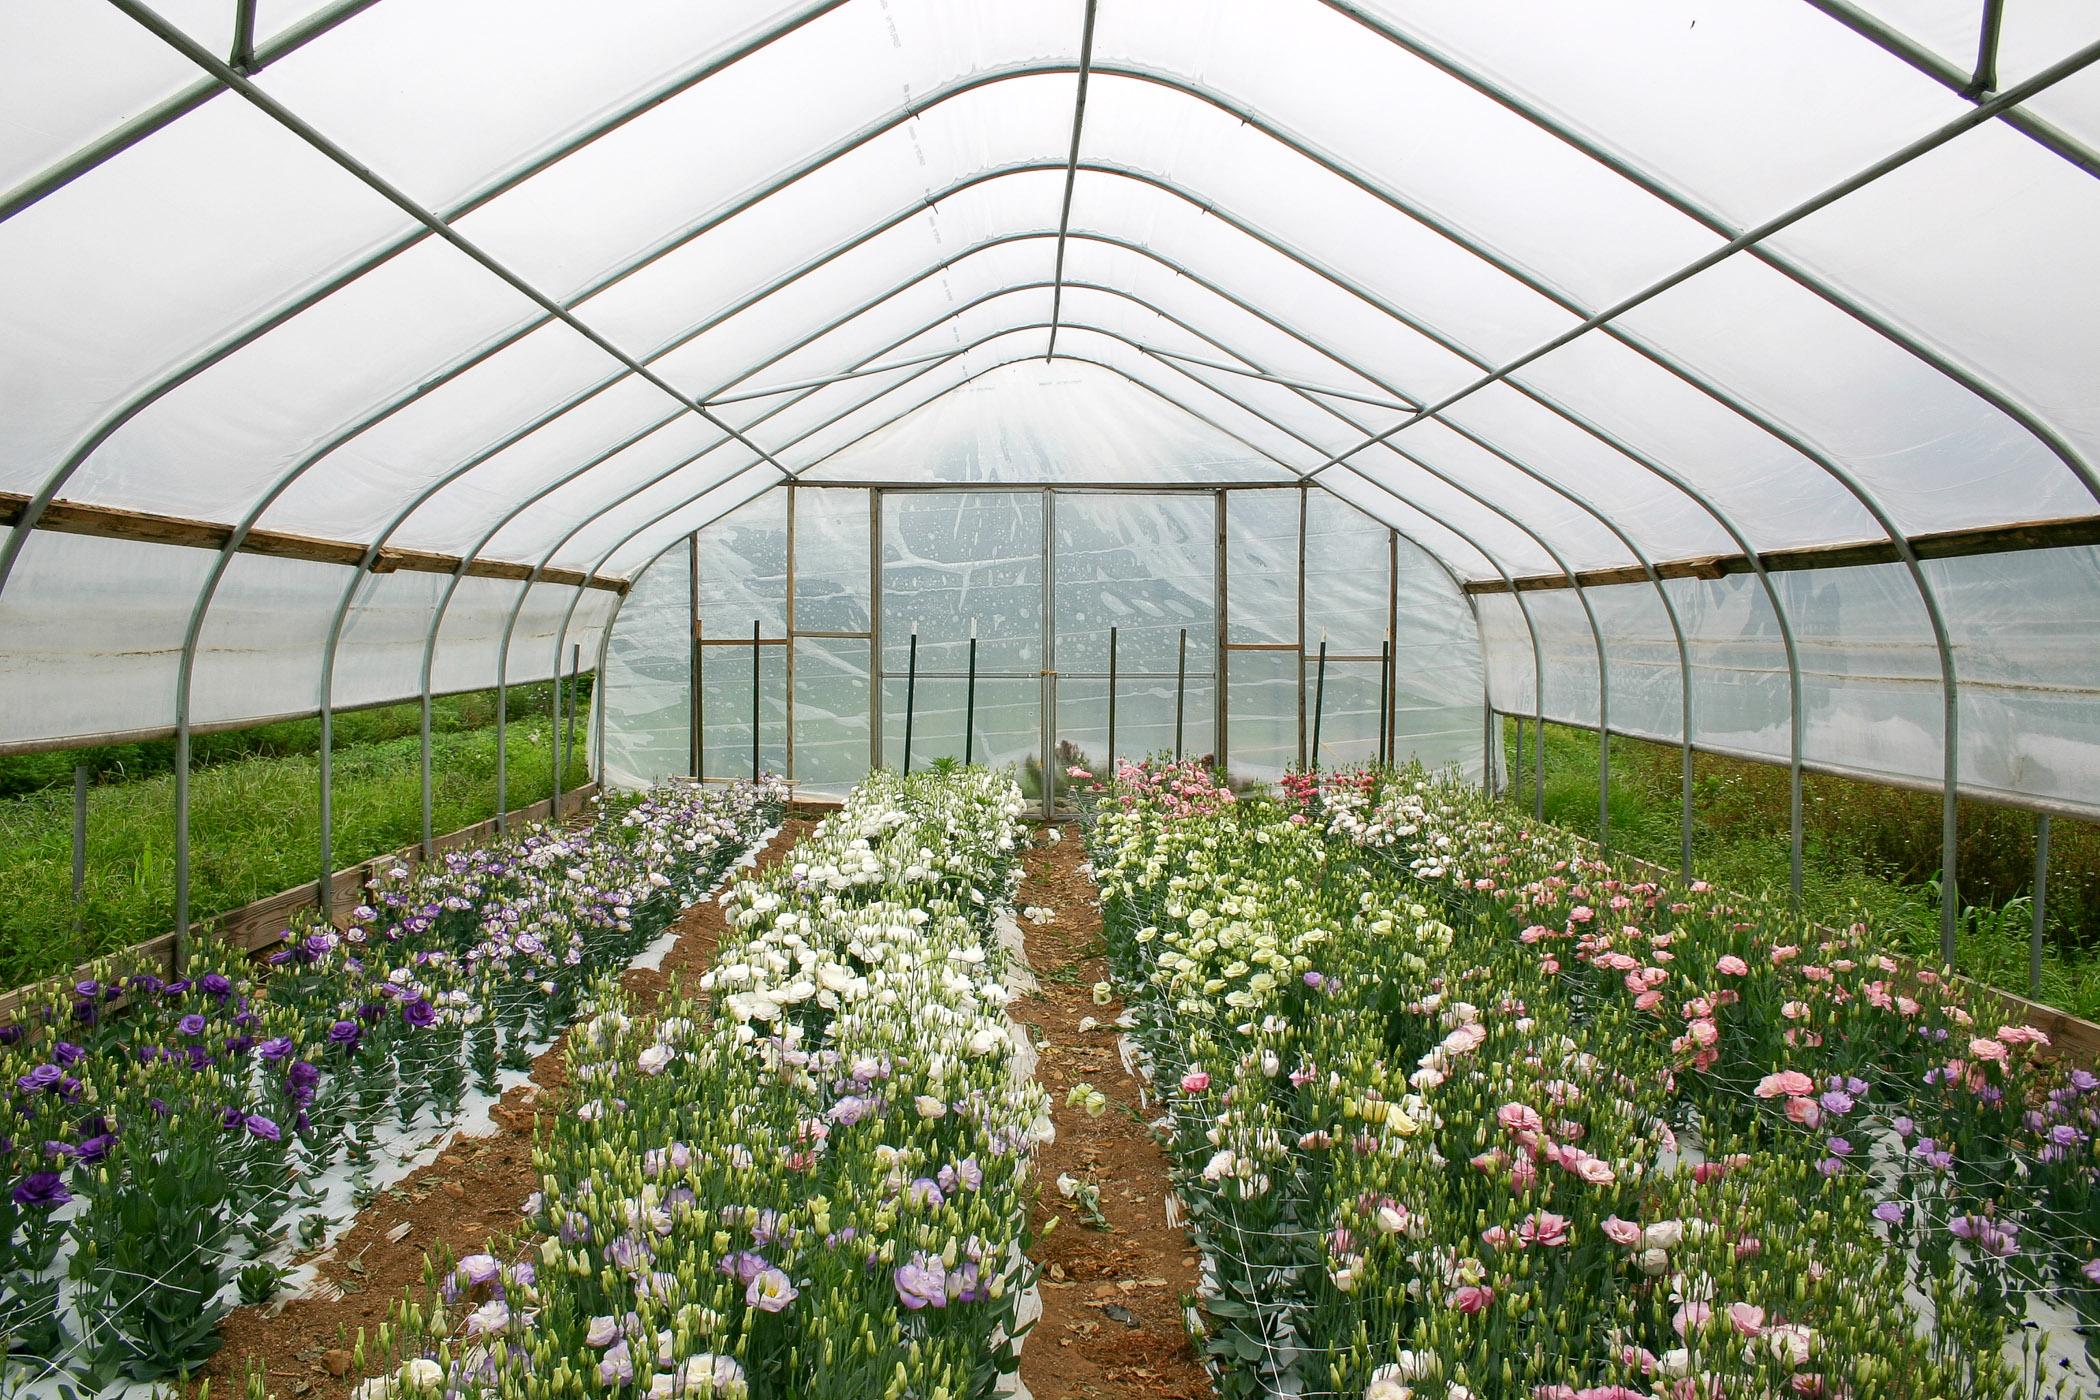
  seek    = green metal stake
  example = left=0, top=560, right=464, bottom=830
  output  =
left=903, top=625, right=918, bottom=775
left=1106, top=625, right=1119, bottom=770
left=1310, top=633, right=1328, bottom=770
left=1173, top=627, right=1187, bottom=761
left=965, top=623, right=978, bottom=766
left=1376, top=636, right=1391, bottom=767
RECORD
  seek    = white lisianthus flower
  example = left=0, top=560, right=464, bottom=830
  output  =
left=1364, top=1364, right=1412, bottom=1400
left=636, top=1044, right=675, bottom=1075
left=399, top=1359, right=445, bottom=1391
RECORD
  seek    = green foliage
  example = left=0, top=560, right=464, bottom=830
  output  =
left=0, top=694, right=588, bottom=990
left=1505, top=719, right=2100, bottom=1017
left=0, top=680, right=585, bottom=798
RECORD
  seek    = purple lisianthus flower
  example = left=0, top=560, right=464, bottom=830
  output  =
left=402, top=998, right=438, bottom=1029
left=12, top=1172, right=70, bottom=1208
left=894, top=1254, right=948, bottom=1310
left=326, top=1019, right=362, bottom=1050
left=51, top=1042, right=85, bottom=1067
left=2052, top=1123, right=2085, bottom=1147
left=2084, top=1257, right=2100, bottom=1284
left=456, top=1253, right=502, bottom=1287
left=245, top=1114, right=281, bottom=1143
left=75, top=1134, right=115, bottom=1164
left=163, top=979, right=191, bottom=996
left=2071, top=1069, right=2099, bottom=1093
left=905, top=1178, right=945, bottom=1209
left=718, top=1250, right=769, bottom=1286
left=1826, top=1136, right=1853, bottom=1157
left=1872, top=1201, right=1906, bottom=1225
left=827, top=1095, right=873, bottom=1127
left=15, top=1064, right=63, bottom=1094
left=287, top=1061, right=321, bottom=1092
left=225, top=1035, right=256, bottom=1057
left=598, top=1340, right=634, bottom=1386
left=1891, top=1115, right=1916, bottom=1138
left=177, top=1014, right=207, bottom=1037
left=1819, top=1090, right=1854, bottom=1115
left=74, top=980, right=100, bottom=1000
left=257, top=1036, right=294, bottom=1061
left=200, top=973, right=233, bottom=1000
left=938, top=1158, right=983, bottom=1194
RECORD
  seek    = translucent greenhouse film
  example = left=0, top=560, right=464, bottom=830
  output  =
left=1, top=0, right=2095, bottom=843
left=6, top=2, right=2100, bottom=1396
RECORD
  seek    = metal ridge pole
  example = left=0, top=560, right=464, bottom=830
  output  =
left=1044, top=0, right=1099, bottom=363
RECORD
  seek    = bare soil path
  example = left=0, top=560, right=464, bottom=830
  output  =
left=1014, top=832, right=1213, bottom=1400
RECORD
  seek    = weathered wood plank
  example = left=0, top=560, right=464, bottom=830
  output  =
left=1466, top=514, right=2100, bottom=595
left=0, top=492, right=627, bottom=594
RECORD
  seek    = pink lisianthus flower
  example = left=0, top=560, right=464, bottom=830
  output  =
left=1449, top=1283, right=1495, bottom=1314
left=1518, top=1210, right=1572, bottom=1247
left=1754, top=1070, right=1815, bottom=1099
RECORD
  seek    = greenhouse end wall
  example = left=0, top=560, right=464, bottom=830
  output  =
left=598, top=483, right=1490, bottom=800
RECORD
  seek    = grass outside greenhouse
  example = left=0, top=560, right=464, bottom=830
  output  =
left=0, top=682, right=587, bottom=991
left=1504, top=719, right=2100, bottom=1020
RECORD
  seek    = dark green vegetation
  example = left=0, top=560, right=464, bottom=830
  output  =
left=1505, top=719, right=2100, bottom=1019
left=0, top=682, right=592, bottom=990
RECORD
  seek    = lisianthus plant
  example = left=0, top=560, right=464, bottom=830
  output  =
left=370, top=767, right=1052, bottom=1400
left=0, top=778, right=782, bottom=1387
left=1088, top=758, right=2070, bottom=1398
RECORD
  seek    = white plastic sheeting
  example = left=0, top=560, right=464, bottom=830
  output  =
left=598, top=476, right=1489, bottom=795
left=1, top=0, right=2096, bottom=818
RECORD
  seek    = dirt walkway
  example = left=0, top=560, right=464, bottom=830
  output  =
left=198, top=819, right=815, bottom=1398
left=1014, top=833, right=1212, bottom=1400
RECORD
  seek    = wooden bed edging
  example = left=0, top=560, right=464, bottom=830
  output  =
left=0, top=784, right=600, bottom=1025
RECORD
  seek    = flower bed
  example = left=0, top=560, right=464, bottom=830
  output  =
left=1087, top=758, right=2099, bottom=1399
left=370, top=766, right=1050, bottom=1400
left=0, top=779, right=783, bottom=1387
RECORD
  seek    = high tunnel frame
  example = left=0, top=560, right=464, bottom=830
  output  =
left=4, top=0, right=2099, bottom=972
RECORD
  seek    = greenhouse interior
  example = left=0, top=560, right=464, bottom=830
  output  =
left=3, top=0, right=2100, bottom=1396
